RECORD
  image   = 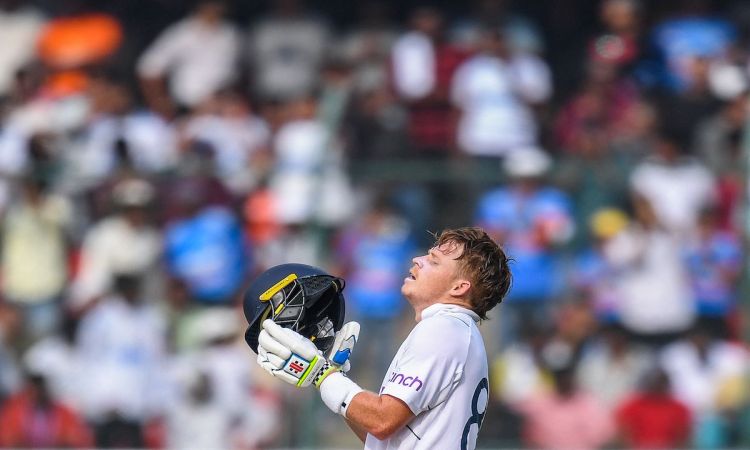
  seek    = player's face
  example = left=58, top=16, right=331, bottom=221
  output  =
left=402, top=241, right=463, bottom=306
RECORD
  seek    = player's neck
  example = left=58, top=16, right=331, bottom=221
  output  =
left=414, top=299, right=474, bottom=322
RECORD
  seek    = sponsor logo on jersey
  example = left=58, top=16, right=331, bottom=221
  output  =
left=387, top=372, right=424, bottom=391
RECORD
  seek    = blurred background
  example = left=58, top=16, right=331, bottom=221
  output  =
left=0, top=0, right=749, bottom=448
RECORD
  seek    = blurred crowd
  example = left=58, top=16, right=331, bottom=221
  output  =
left=0, top=0, right=749, bottom=448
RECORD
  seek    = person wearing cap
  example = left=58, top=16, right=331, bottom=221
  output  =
left=572, top=208, right=629, bottom=324
left=474, top=147, right=574, bottom=353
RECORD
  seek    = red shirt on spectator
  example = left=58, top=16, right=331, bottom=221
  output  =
left=616, top=392, right=692, bottom=449
left=0, top=389, right=93, bottom=448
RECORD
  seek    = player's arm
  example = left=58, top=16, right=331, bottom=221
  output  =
left=342, top=390, right=415, bottom=441
left=344, top=418, right=368, bottom=443
left=255, top=320, right=414, bottom=440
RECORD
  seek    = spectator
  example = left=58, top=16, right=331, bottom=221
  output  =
left=449, top=0, right=545, bottom=54
left=21, top=314, right=81, bottom=411
left=347, top=84, right=408, bottom=160
left=693, top=89, right=748, bottom=178
left=0, top=371, right=93, bottom=448
left=483, top=324, right=549, bottom=447
left=693, top=94, right=747, bottom=229
left=164, top=184, right=249, bottom=305
left=682, top=207, right=742, bottom=339
left=76, top=273, right=168, bottom=446
left=577, top=324, right=653, bottom=408
left=554, top=99, right=655, bottom=240
left=248, top=0, right=330, bottom=101
left=572, top=208, right=630, bottom=322
left=241, top=181, right=283, bottom=269
left=629, top=128, right=716, bottom=235
left=491, top=324, right=551, bottom=405
left=68, top=178, right=162, bottom=310
left=391, top=6, right=468, bottom=153
left=335, top=197, right=416, bottom=385
left=606, top=196, right=694, bottom=343
left=75, top=73, right=178, bottom=188
left=165, top=308, right=280, bottom=448
left=164, top=370, right=236, bottom=450
left=615, top=368, right=692, bottom=449
left=644, top=0, right=735, bottom=92
left=475, top=147, right=574, bottom=347
left=451, top=27, right=551, bottom=159
left=661, top=325, right=749, bottom=447
left=270, top=96, right=354, bottom=227
left=338, top=1, right=397, bottom=95
left=181, top=91, right=271, bottom=195
left=0, top=0, right=45, bottom=97
left=0, top=305, right=21, bottom=400
left=591, top=0, right=644, bottom=70
left=515, top=341, right=615, bottom=450
left=554, top=42, right=641, bottom=155
left=160, top=141, right=235, bottom=224
left=652, top=55, right=722, bottom=148
left=661, top=324, right=748, bottom=410
left=1, top=176, right=72, bottom=343
left=138, top=0, right=240, bottom=113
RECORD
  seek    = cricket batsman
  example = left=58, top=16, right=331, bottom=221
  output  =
left=243, top=227, right=512, bottom=449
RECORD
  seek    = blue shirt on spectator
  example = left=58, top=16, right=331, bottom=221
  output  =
left=338, top=220, right=416, bottom=319
left=683, top=230, right=742, bottom=317
left=644, top=17, right=735, bottom=91
left=475, top=186, right=573, bottom=303
left=165, top=206, right=249, bottom=303
left=573, top=248, right=620, bottom=323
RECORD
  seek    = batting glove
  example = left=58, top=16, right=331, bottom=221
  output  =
left=257, top=319, right=359, bottom=388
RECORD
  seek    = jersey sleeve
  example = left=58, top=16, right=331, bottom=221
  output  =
left=380, top=316, right=470, bottom=415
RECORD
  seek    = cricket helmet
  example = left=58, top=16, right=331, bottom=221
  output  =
left=243, top=263, right=346, bottom=355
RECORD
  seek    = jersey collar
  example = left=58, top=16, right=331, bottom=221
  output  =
left=420, top=303, right=481, bottom=323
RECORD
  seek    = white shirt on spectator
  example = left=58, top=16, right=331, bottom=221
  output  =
left=366, top=304, right=488, bottom=450
left=630, top=156, right=716, bottom=234
left=169, top=344, right=254, bottom=418
left=576, top=342, right=653, bottom=408
left=661, top=339, right=748, bottom=414
left=23, top=335, right=82, bottom=410
left=250, top=15, right=329, bottom=100
left=69, top=217, right=161, bottom=308
left=166, top=398, right=233, bottom=450
left=271, top=119, right=353, bottom=225
left=183, top=113, right=270, bottom=193
left=493, top=343, right=548, bottom=404
left=0, top=6, right=44, bottom=95
left=77, top=112, right=178, bottom=181
left=138, top=17, right=240, bottom=107
left=605, top=226, right=694, bottom=334
left=392, top=31, right=435, bottom=100
left=76, top=295, right=167, bottom=421
left=451, top=54, right=550, bottom=157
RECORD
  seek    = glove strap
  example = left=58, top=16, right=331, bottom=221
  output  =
left=313, top=361, right=340, bottom=388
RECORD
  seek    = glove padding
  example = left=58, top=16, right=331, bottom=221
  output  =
left=328, top=321, right=360, bottom=372
left=257, top=319, right=359, bottom=388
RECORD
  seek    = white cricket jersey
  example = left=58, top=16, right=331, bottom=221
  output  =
left=364, top=303, right=489, bottom=450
